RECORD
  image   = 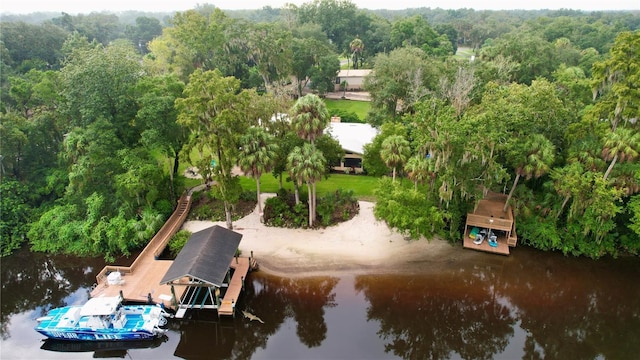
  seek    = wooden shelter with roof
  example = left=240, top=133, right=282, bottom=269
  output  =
left=160, top=225, right=256, bottom=318
left=463, top=192, right=518, bottom=255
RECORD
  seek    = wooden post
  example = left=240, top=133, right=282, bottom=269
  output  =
left=171, top=286, right=178, bottom=309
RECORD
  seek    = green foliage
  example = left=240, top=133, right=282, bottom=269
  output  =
left=115, top=147, right=166, bottom=209
left=4, top=7, right=639, bottom=261
left=27, top=196, right=139, bottom=261
left=124, top=16, right=163, bottom=54
left=628, top=195, right=640, bottom=243
left=390, top=15, right=452, bottom=56
left=381, top=134, right=411, bottom=181
left=0, top=180, right=33, bottom=256
left=316, top=134, right=345, bottom=175
left=188, top=187, right=257, bottom=222
left=296, top=0, right=358, bottom=53
left=176, top=68, right=254, bottom=228
left=316, top=189, right=359, bottom=226
left=365, top=47, right=429, bottom=121
left=168, top=230, right=192, bottom=258
left=264, top=188, right=358, bottom=228
left=60, top=40, right=142, bottom=144
left=363, top=123, right=408, bottom=176
left=373, top=178, right=445, bottom=240
left=263, top=192, right=309, bottom=228
left=309, top=54, right=340, bottom=95
left=0, top=21, right=67, bottom=70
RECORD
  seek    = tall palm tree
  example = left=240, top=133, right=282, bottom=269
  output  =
left=288, top=144, right=326, bottom=226
left=350, top=37, right=364, bottom=69
left=404, top=155, right=430, bottom=191
left=290, top=94, right=329, bottom=146
left=503, top=134, right=556, bottom=212
left=551, top=162, right=586, bottom=220
left=601, top=127, right=639, bottom=181
left=381, top=135, right=411, bottom=182
left=238, top=127, right=279, bottom=213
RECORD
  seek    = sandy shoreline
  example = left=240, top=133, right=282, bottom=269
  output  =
left=182, top=194, right=472, bottom=278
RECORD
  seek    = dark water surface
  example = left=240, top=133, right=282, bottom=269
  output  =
left=1, top=245, right=639, bottom=359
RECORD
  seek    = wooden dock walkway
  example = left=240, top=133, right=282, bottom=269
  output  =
left=91, top=195, right=192, bottom=305
left=218, top=256, right=256, bottom=316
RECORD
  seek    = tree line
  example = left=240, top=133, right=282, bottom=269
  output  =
left=1, top=1, right=638, bottom=259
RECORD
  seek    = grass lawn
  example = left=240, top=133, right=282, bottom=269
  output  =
left=324, top=99, right=370, bottom=121
left=454, top=47, right=475, bottom=60
left=239, top=172, right=379, bottom=201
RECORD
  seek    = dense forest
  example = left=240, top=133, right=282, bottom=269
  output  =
left=1, top=1, right=639, bottom=260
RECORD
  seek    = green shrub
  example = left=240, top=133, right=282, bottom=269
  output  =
left=317, top=189, right=358, bottom=226
left=168, top=230, right=192, bottom=258
left=264, top=189, right=357, bottom=228
left=154, top=199, right=173, bottom=219
left=239, top=191, right=256, bottom=202
left=264, top=193, right=307, bottom=228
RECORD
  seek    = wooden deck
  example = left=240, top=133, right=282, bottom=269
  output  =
left=90, top=195, right=192, bottom=306
left=462, top=228, right=510, bottom=256
left=463, top=191, right=517, bottom=256
left=218, top=256, right=254, bottom=316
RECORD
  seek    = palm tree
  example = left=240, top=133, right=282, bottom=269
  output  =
left=404, top=155, right=430, bottom=191
left=133, top=208, right=164, bottom=245
left=238, top=127, right=279, bottom=213
left=551, top=162, right=586, bottom=220
left=381, top=135, right=411, bottom=182
left=601, top=127, right=639, bottom=181
left=288, top=144, right=326, bottom=226
left=350, top=36, right=364, bottom=69
left=290, top=94, right=329, bottom=145
left=503, top=134, right=556, bottom=212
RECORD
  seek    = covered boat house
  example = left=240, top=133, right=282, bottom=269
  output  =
left=463, top=192, right=518, bottom=255
left=160, top=225, right=255, bottom=318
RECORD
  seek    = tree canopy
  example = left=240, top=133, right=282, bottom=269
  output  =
left=1, top=4, right=638, bottom=260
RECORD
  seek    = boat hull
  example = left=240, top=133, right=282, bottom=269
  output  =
left=35, top=298, right=168, bottom=342
left=35, top=328, right=158, bottom=341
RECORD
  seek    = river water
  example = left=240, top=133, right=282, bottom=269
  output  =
left=1, top=245, right=639, bottom=359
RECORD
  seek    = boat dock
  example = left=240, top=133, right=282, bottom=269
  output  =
left=218, top=256, right=252, bottom=316
left=91, top=193, right=256, bottom=317
left=91, top=195, right=192, bottom=304
left=463, top=192, right=518, bottom=256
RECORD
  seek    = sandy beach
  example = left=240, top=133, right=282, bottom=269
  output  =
left=182, top=194, right=471, bottom=277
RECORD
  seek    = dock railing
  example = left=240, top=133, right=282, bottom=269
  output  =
left=465, top=213, right=513, bottom=231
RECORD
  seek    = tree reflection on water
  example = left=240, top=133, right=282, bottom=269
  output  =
left=171, top=274, right=338, bottom=359
left=496, top=249, right=640, bottom=359
left=355, top=266, right=515, bottom=360
left=2, top=246, right=640, bottom=359
left=0, top=247, right=106, bottom=340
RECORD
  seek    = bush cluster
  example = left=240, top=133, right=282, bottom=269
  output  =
left=263, top=188, right=359, bottom=228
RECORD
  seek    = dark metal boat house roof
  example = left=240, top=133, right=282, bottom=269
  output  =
left=160, top=225, right=242, bottom=287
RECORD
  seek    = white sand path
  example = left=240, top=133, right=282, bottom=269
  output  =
left=182, top=194, right=471, bottom=277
